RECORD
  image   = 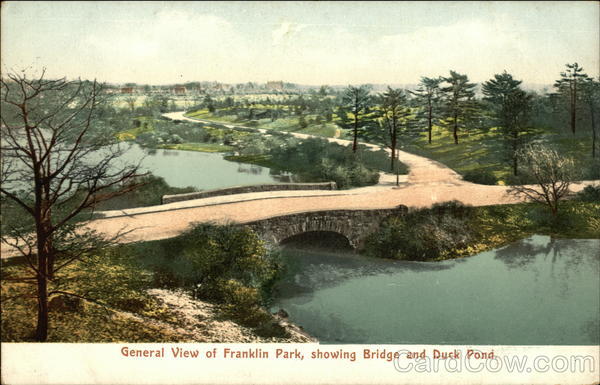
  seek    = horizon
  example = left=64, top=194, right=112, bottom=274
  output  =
left=1, top=1, right=599, bottom=85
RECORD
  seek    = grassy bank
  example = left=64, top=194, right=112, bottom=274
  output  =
left=158, top=142, right=234, bottom=153
left=185, top=109, right=345, bottom=139
left=1, top=224, right=309, bottom=342
left=402, top=124, right=599, bottom=185
left=365, top=198, right=600, bottom=262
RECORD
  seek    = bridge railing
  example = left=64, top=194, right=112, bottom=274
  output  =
left=161, top=182, right=337, bottom=204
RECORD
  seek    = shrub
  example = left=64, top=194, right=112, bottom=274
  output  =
left=576, top=185, right=600, bottom=203
left=583, top=158, right=600, bottom=179
left=365, top=201, right=476, bottom=260
left=463, top=169, right=498, bottom=185
left=176, top=224, right=277, bottom=302
left=218, top=279, right=272, bottom=327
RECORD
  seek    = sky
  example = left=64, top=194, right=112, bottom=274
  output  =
left=1, top=1, right=599, bottom=86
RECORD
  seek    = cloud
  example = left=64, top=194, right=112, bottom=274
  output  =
left=272, top=22, right=306, bottom=46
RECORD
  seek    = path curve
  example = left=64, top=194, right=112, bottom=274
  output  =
left=162, top=111, right=465, bottom=186
left=1, top=113, right=597, bottom=257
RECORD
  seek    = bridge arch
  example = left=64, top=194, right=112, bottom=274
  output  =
left=243, top=207, right=407, bottom=250
left=279, top=230, right=353, bottom=250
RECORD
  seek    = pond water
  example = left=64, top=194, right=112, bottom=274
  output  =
left=120, top=144, right=293, bottom=190
left=271, top=235, right=600, bottom=345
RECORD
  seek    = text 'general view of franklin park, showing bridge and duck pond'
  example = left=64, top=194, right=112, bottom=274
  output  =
left=1, top=2, right=599, bottom=364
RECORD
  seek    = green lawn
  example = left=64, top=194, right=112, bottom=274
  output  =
left=186, top=106, right=597, bottom=184
left=402, top=124, right=596, bottom=184
left=185, top=109, right=342, bottom=138
left=115, top=116, right=155, bottom=140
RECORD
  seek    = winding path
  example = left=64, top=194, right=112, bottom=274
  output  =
left=1, top=112, right=596, bottom=257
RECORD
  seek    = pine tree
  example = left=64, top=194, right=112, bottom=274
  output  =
left=441, top=71, right=477, bottom=144
left=483, top=71, right=533, bottom=175
left=410, top=77, right=443, bottom=144
left=554, top=63, right=588, bottom=134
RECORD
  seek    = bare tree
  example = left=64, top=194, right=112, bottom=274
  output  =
left=1, top=69, right=145, bottom=341
left=508, top=144, right=578, bottom=216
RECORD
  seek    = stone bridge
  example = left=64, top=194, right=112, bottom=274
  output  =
left=243, top=206, right=408, bottom=249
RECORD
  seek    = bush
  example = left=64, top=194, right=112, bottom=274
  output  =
left=365, top=201, right=476, bottom=260
left=583, top=158, right=600, bottom=179
left=219, top=279, right=272, bottom=327
left=576, top=185, right=600, bottom=203
left=463, top=169, right=498, bottom=185
left=177, top=224, right=278, bottom=301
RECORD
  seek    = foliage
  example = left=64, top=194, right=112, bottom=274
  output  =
left=1, top=70, right=145, bottom=341
left=509, top=144, right=578, bottom=215
left=462, top=169, right=499, bottom=185
left=410, top=76, right=443, bottom=144
left=340, top=85, right=373, bottom=151
left=365, top=201, right=477, bottom=260
left=440, top=70, right=478, bottom=144
left=1, top=249, right=177, bottom=342
left=364, top=200, right=600, bottom=262
left=128, top=223, right=282, bottom=329
left=266, top=137, right=384, bottom=188
left=576, top=185, right=600, bottom=203
left=482, top=71, right=534, bottom=175
left=553, top=62, right=589, bottom=134
left=376, top=87, right=414, bottom=173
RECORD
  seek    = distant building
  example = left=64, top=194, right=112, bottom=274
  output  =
left=173, top=86, right=187, bottom=95
left=120, top=87, right=135, bottom=94
left=266, top=81, right=284, bottom=91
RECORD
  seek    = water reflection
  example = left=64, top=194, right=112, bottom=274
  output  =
left=236, top=164, right=264, bottom=175
left=272, top=236, right=600, bottom=345
left=117, top=144, right=293, bottom=189
left=274, top=247, right=453, bottom=301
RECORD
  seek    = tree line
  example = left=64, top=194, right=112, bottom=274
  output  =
left=337, top=63, right=599, bottom=176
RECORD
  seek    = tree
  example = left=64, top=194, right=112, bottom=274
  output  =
left=124, top=95, right=136, bottom=113
left=554, top=63, right=588, bottom=134
left=379, top=87, right=412, bottom=174
left=410, top=77, right=442, bottom=144
left=483, top=72, right=533, bottom=175
left=0, top=70, right=144, bottom=341
left=341, top=85, right=372, bottom=152
left=441, top=71, right=477, bottom=144
left=508, top=144, right=578, bottom=216
left=579, top=77, right=600, bottom=158
left=204, top=94, right=215, bottom=113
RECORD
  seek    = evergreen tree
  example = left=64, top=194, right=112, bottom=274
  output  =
left=441, top=71, right=477, bottom=144
left=483, top=71, right=533, bottom=175
left=410, top=77, right=443, bottom=144
left=553, top=62, right=588, bottom=134
left=379, top=87, right=412, bottom=173
left=579, top=77, right=600, bottom=158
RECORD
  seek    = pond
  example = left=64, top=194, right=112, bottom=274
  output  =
left=271, top=235, right=600, bottom=345
left=120, top=144, right=294, bottom=190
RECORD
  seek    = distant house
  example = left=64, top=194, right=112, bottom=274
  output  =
left=120, top=87, right=135, bottom=94
left=173, top=86, right=186, bottom=95
left=266, top=81, right=284, bottom=91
